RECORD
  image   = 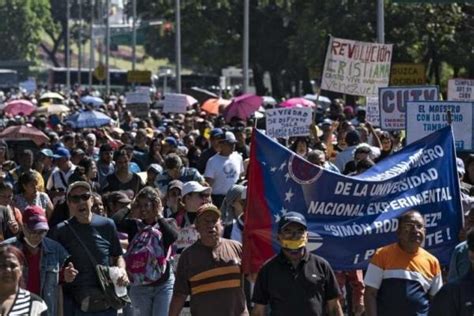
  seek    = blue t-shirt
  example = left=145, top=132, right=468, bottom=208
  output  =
left=51, top=214, right=123, bottom=289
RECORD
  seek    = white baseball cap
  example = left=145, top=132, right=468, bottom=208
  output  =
left=181, top=181, right=212, bottom=197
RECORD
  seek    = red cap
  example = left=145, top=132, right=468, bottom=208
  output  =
left=23, top=206, right=49, bottom=231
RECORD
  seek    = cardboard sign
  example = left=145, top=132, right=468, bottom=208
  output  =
left=447, top=79, right=474, bottom=101
left=163, top=93, right=189, bottom=113
left=379, top=86, right=439, bottom=130
left=125, top=91, right=151, bottom=105
left=265, top=108, right=313, bottom=138
left=390, top=63, right=426, bottom=86
left=406, top=101, right=473, bottom=151
left=366, top=96, right=380, bottom=126
left=321, top=36, right=393, bottom=97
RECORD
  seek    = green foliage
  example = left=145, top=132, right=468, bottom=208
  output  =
left=0, top=0, right=51, bottom=61
left=135, top=0, right=474, bottom=94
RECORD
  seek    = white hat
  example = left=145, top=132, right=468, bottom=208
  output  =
left=181, top=181, right=211, bottom=197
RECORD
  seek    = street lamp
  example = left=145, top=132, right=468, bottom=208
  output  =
left=66, top=0, right=71, bottom=93
left=243, top=0, right=249, bottom=93
left=131, top=0, right=137, bottom=71
left=175, top=0, right=181, bottom=93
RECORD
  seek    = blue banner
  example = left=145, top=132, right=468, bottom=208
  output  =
left=245, top=126, right=462, bottom=271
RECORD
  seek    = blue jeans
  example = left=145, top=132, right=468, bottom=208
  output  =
left=129, top=272, right=175, bottom=316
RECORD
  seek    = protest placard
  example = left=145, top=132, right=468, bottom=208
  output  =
left=406, top=101, right=474, bottom=151
left=321, top=36, right=393, bottom=97
left=125, top=91, right=150, bottom=105
left=389, top=63, right=426, bottom=86
left=243, top=126, right=462, bottom=272
left=379, top=85, right=439, bottom=130
left=163, top=93, right=189, bottom=113
left=125, top=91, right=151, bottom=118
left=447, top=79, right=474, bottom=101
left=366, top=96, right=380, bottom=126
left=265, top=107, right=313, bottom=138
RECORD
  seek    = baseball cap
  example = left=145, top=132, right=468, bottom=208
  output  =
left=53, top=147, right=71, bottom=159
left=23, top=206, right=49, bottom=231
left=147, top=164, right=163, bottom=175
left=181, top=181, right=211, bottom=197
left=210, top=128, right=224, bottom=138
left=109, top=191, right=132, bottom=204
left=278, top=212, right=307, bottom=232
left=222, top=131, right=237, bottom=144
left=168, top=180, right=183, bottom=192
left=66, top=181, right=92, bottom=196
left=40, top=148, right=54, bottom=158
left=163, top=137, right=178, bottom=147
left=457, top=157, right=465, bottom=175
left=195, top=203, right=221, bottom=221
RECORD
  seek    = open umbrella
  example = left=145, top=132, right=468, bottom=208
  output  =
left=66, top=110, right=112, bottom=128
left=201, top=98, right=231, bottom=115
left=184, top=87, right=218, bottom=104
left=223, top=94, right=263, bottom=122
left=303, top=94, right=331, bottom=108
left=36, top=103, right=71, bottom=115
left=280, top=97, right=315, bottom=108
left=80, top=95, right=104, bottom=107
left=4, top=99, right=36, bottom=116
left=39, top=92, right=65, bottom=101
left=0, top=125, right=48, bottom=146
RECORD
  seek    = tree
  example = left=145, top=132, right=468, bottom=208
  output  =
left=0, top=0, right=51, bottom=61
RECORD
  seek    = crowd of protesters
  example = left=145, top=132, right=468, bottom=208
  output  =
left=0, top=87, right=473, bottom=316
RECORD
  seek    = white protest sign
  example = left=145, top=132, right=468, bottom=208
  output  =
left=447, top=79, right=474, bottom=101
left=265, top=107, right=313, bottom=138
left=366, top=97, right=380, bottom=126
left=321, top=36, right=393, bottom=97
left=406, top=101, right=473, bottom=151
left=163, top=93, right=189, bottom=113
left=379, top=85, right=439, bottom=130
left=125, top=91, right=150, bottom=105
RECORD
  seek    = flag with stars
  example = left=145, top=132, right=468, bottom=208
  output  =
left=242, top=126, right=462, bottom=273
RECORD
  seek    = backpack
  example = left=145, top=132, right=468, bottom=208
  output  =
left=124, top=224, right=170, bottom=286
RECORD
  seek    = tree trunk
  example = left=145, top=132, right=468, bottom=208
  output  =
left=270, top=70, right=283, bottom=99
left=252, top=64, right=266, bottom=96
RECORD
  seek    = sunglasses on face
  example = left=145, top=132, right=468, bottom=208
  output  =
left=68, top=193, right=92, bottom=203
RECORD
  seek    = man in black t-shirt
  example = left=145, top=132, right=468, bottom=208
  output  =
left=252, top=212, right=343, bottom=316
left=52, top=181, right=129, bottom=315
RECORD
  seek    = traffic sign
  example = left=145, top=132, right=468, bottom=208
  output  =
left=93, top=63, right=107, bottom=81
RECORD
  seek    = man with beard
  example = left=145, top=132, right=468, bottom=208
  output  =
left=364, top=210, right=443, bottom=316
left=251, top=212, right=342, bottom=316
left=169, top=203, right=248, bottom=316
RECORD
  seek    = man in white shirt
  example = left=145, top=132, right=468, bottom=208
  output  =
left=46, top=147, right=76, bottom=205
left=204, top=131, right=244, bottom=208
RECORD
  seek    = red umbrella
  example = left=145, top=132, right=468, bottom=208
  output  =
left=280, top=97, right=315, bottom=108
left=0, top=125, right=49, bottom=146
left=223, top=94, right=263, bottom=122
left=201, top=98, right=231, bottom=115
left=4, top=99, right=36, bottom=116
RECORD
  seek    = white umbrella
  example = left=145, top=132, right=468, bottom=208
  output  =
left=36, top=104, right=70, bottom=115
left=303, top=94, right=331, bottom=108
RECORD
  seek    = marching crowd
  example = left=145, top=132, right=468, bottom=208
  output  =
left=0, top=89, right=473, bottom=316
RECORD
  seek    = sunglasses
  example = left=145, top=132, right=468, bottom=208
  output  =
left=68, top=193, right=92, bottom=203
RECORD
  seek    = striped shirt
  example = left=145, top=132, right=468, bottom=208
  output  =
left=364, top=243, right=443, bottom=316
left=8, top=288, right=47, bottom=316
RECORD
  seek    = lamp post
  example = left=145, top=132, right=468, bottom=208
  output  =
left=175, top=0, right=181, bottom=93
left=243, top=0, right=249, bottom=93
left=66, top=0, right=71, bottom=93
left=88, top=0, right=95, bottom=89
left=131, top=0, right=137, bottom=71
left=78, top=0, right=83, bottom=86
left=377, top=0, right=385, bottom=43
left=105, top=0, right=110, bottom=95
